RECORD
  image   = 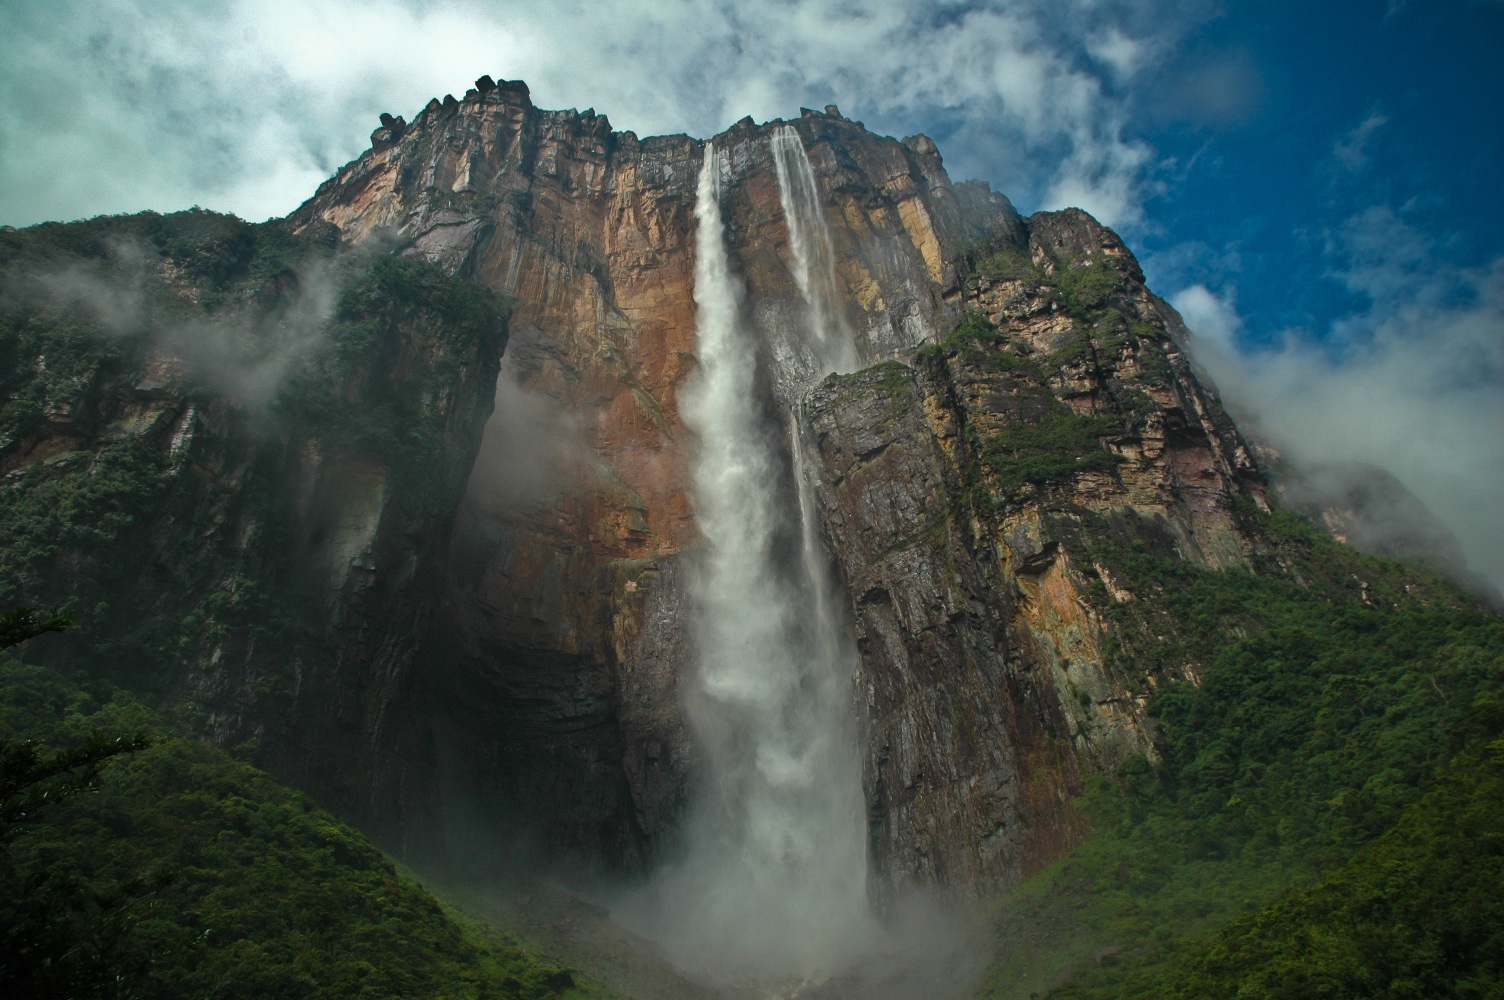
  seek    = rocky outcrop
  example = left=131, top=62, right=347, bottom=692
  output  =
left=0, top=216, right=507, bottom=856
left=287, top=80, right=1030, bottom=868
left=798, top=207, right=1270, bottom=888
left=279, top=79, right=1279, bottom=887
left=5, top=80, right=1280, bottom=891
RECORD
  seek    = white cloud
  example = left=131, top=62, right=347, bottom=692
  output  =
left=1169, top=284, right=1241, bottom=352
left=1087, top=27, right=1154, bottom=81
left=1331, top=109, right=1389, bottom=173
left=0, top=0, right=1189, bottom=229
left=1175, top=207, right=1504, bottom=592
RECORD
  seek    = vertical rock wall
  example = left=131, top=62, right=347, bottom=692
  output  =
left=286, top=80, right=1268, bottom=888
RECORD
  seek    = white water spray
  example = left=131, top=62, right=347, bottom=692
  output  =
left=771, top=125, right=859, bottom=376
left=646, top=139, right=875, bottom=988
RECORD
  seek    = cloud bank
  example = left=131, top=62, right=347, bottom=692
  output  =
left=0, top=0, right=1203, bottom=229
left=2, top=239, right=342, bottom=409
left=1173, top=205, right=1504, bottom=592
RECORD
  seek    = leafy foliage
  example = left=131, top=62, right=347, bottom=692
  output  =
left=0, top=442, right=174, bottom=609
left=0, top=606, right=71, bottom=651
left=1055, top=261, right=1131, bottom=318
left=1157, top=734, right=1504, bottom=998
left=982, top=409, right=1116, bottom=493
left=976, top=248, right=1043, bottom=282
left=985, top=508, right=1504, bottom=998
left=0, top=660, right=591, bottom=1000
left=1, top=610, right=156, bottom=997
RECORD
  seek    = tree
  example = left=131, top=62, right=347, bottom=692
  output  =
left=1, top=605, right=155, bottom=999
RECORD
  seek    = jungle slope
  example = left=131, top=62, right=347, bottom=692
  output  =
left=0, top=647, right=594, bottom=1000
left=978, top=508, right=1504, bottom=998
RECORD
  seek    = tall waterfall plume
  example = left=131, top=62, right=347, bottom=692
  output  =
left=771, top=124, right=860, bottom=375
left=643, top=139, right=875, bottom=987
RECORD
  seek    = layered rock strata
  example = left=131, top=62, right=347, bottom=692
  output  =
left=4, top=77, right=1277, bottom=890
left=289, top=81, right=1035, bottom=868
left=798, top=212, right=1267, bottom=887
left=285, top=78, right=1274, bottom=887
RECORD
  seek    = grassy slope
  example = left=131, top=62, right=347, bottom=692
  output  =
left=0, top=658, right=602, bottom=1000
left=983, top=511, right=1504, bottom=998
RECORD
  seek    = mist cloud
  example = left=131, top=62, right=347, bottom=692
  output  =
left=463, top=347, right=589, bottom=506
left=3, top=241, right=342, bottom=409
left=1171, top=205, right=1504, bottom=593
left=1331, top=108, right=1389, bottom=173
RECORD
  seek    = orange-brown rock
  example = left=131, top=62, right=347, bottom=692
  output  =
left=287, top=84, right=1031, bottom=867
left=4, top=80, right=1458, bottom=897
left=285, top=81, right=1277, bottom=887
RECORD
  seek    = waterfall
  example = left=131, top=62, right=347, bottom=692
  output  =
left=647, top=139, right=875, bottom=988
left=771, top=124, right=859, bottom=375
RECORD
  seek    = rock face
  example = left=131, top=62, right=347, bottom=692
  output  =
left=4, top=80, right=1279, bottom=891
left=288, top=82, right=1033, bottom=870
left=798, top=221, right=1267, bottom=888
left=0, top=216, right=506, bottom=857
left=281, top=80, right=1276, bottom=888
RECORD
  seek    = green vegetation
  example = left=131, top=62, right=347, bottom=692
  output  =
left=918, top=313, right=1119, bottom=509
left=0, top=656, right=592, bottom=1000
left=1055, top=260, right=1131, bottom=318
left=0, top=208, right=319, bottom=295
left=1156, top=735, right=1504, bottom=998
left=1, top=608, right=157, bottom=997
left=0, top=442, right=174, bottom=608
left=0, top=209, right=506, bottom=703
left=278, top=253, right=507, bottom=505
left=982, top=410, right=1116, bottom=494
left=1043, top=330, right=1093, bottom=370
left=916, top=311, right=1048, bottom=378
left=0, top=209, right=536, bottom=995
left=977, top=248, right=1043, bottom=283
left=840, top=358, right=919, bottom=418
left=987, top=507, right=1504, bottom=998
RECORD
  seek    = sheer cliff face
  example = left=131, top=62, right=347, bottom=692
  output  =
left=801, top=218, right=1267, bottom=889
left=0, top=219, right=506, bottom=858
left=284, top=81, right=1266, bottom=888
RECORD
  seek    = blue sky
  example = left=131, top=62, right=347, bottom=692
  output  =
left=1137, top=0, right=1504, bottom=345
left=1, top=0, right=1500, bottom=586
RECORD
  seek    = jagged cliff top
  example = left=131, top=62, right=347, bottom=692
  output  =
left=335, top=73, right=1019, bottom=210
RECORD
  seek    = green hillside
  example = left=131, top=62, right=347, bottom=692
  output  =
left=0, top=647, right=595, bottom=1000
left=985, top=511, right=1504, bottom=998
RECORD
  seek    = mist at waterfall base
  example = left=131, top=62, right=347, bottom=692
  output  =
left=610, top=132, right=986, bottom=997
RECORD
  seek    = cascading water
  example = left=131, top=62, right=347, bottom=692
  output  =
left=642, top=138, right=875, bottom=989
left=771, top=125, right=860, bottom=376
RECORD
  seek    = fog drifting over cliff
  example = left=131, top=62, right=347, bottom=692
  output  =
left=1170, top=206, right=1504, bottom=593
